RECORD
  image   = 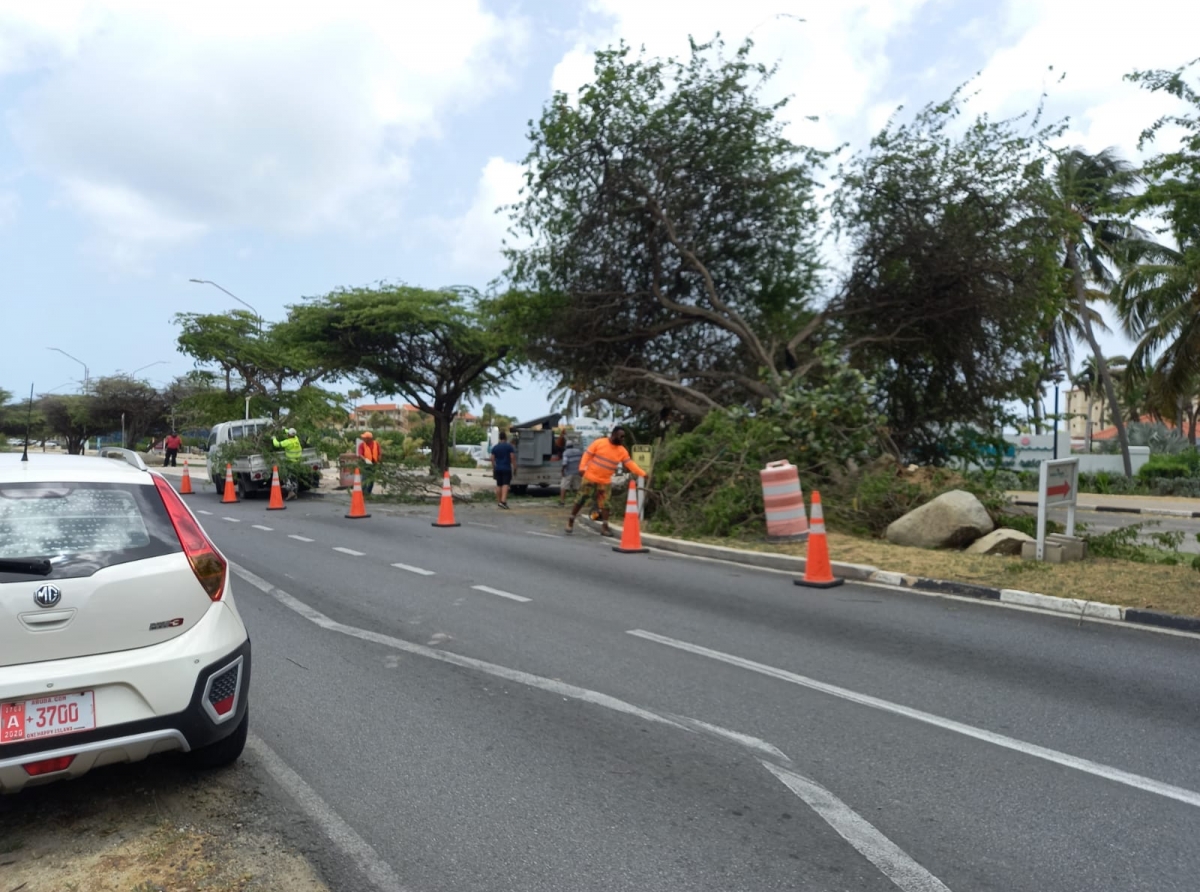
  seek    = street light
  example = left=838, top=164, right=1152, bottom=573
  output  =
left=47, top=347, right=89, bottom=394
left=128, top=360, right=167, bottom=378
left=189, top=278, right=262, bottom=330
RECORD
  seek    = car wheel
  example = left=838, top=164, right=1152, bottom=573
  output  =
left=189, top=708, right=249, bottom=769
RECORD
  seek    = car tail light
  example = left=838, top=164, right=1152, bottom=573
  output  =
left=153, top=475, right=227, bottom=601
left=23, top=755, right=75, bottom=776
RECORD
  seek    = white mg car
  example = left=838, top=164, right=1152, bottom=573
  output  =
left=0, top=448, right=250, bottom=792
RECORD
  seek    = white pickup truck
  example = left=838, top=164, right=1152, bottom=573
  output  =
left=204, top=418, right=323, bottom=498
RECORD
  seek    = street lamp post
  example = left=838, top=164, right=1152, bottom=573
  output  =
left=47, top=348, right=89, bottom=394
left=128, top=360, right=167, bottom=378
left=189, top=279, right=262, bottom=331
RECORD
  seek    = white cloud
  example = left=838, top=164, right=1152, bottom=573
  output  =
left=441, top=156, right=526, bottom=279
left=973, top=1, right=1198, bottom=160
left=2, top=1, right=526, bottom=265
left=548, top=0, right=931, bottom=152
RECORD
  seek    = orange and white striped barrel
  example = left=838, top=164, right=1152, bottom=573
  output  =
left=760, top=460, right=809, bottom=541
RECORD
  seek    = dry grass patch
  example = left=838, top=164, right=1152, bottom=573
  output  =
left=691, top=532, right=1200, bottom=618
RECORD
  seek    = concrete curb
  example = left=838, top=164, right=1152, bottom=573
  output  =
left=592, top=519, right=1200, bottom=637
left=1012, top=499, right=1200, bottom=519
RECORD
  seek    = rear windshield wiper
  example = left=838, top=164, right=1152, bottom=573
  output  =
left=0, top=557, right=53, bottom=576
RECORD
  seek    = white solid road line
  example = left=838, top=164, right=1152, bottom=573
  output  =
left=252, top=524, right=274, bottom=531
left=334, top=547, right=366, bottom=556
left=222, top=516, right=241, bottom=523
left=289, top=534, right=314, bottom=542
left=526, top=531, right=559, bottom=539
left=467, top=521, right=498, bottom=528
left=628, top=629, right=1200, bottom=810
left=391, top=563, right=435, bottom=576
left=762, top=762, right=952, bottom=892
left=471, top=584, right=531, bottom=603
left=247, top=735, right=413, bottom=892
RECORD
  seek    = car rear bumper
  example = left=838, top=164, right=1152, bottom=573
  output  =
left=0, top=638, right=250, bottom=792
left=0, top=603, right=251, bottom=793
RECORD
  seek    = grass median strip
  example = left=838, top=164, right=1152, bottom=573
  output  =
left=689, top=532, right=1200, bottom=619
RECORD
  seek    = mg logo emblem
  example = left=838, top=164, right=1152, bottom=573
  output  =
left=33, top=584, right=62, bottom=609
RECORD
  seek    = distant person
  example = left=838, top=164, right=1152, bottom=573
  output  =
left=552, top=433, right=566, bottom=460
left=489, top=430, right=517, bottom=509
left=566, top=425, right=646, bottom=537
left=559, top=439, right=583, bottom=507
left=357, top=431, right=381, bottom=495
left=163, top=431, right=182, bottom=467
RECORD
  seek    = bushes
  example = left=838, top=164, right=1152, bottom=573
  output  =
left=1138, top=450, right=1200, bottom=482
left=823, top=458, right=1009, bottom=538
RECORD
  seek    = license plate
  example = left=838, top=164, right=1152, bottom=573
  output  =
left=1, top=691, right=96, bottom=744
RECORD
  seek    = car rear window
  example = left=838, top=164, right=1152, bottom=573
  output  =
left=0, top=481, right=181, bottom=581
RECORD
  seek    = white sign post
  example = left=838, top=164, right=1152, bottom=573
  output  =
left=1036, top=457, right=1079, bottom=561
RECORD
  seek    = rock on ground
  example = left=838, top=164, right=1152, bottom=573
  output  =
left=886, top=489, right=994, bottom=549
left=965, top=527, right=1034, bottom=556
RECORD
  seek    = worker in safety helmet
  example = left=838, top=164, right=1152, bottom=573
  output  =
left=357, top=431, right=381, bottom=495
left=565, top=425, right=645, bottom=537
left=272, top=427, right=303, bottom=458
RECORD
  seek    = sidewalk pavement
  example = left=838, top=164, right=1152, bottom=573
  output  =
left=1008, top=491, right=1200, bottom=518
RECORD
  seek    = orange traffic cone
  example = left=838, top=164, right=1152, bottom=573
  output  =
left=180, top=460, right=194, bottom=495
left=794, top=491, right=843, bottom=588
left=431, top=471, right=460, bottom=528
left=267, top=465, right=286, bottom=511
left=220, top=464, right=238, bottom=504
left=613, top=479, right=649, bottom=554
left=345, top=468, right=370, bottom=519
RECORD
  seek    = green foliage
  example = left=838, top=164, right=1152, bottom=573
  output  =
left=1084, top=521, right=1193, bottom=567
left=285, top=283, right=510, bottom=473
left=824, top=460, right=1009, bottom=538
left=647, top=348, right=885, bottom=537
left=1138, top=450, right=1200, bottom=482
left=498, top=37, right=828, bottom=424
left=731, top=345, right=885, bottom=477
left=831, top=86, right=1064, bottom=463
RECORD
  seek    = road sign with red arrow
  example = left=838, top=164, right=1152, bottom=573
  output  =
left=1046, top=480, right=1071, bottom=498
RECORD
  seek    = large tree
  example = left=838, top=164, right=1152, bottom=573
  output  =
left=37, top=395, right=94, bottom=454
left=174, top=310, right=329, bottom=397
left=89, top=375, right=169, bottom=449
left=1121, top=60, right=1200, bottom=444
left=1048, top=147, right=1142, bottom=476
left=284, top=284, right=510, bottom=472
left=496, top=38, right=828, bottom=425
left=830, top=91, right=1063, bottom=462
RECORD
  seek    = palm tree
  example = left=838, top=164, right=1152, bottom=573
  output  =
left=1072, top=353, right=1129, bottom=446
left=1033, top=300, right=1111, bottom=432
left=1117, top=224, right=1200, bottom=443
left=1048, top=147, right=1142, bottom=476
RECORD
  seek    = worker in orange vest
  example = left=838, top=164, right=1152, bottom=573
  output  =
left=566, top=425, right=646, bottom=537
left=357, top=431, right=382, bottom=495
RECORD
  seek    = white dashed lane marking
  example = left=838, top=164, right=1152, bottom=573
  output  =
left=197, top=509, right=213, bottom=515
left=471, top=585, right=530, bottom=603
left=289, top=535, right=314, bottom=543
left=222, top=517, right=240, bottom=523
left=252, top=525, right=274, bottom=531
left=392, top=563, right=436, bottom=576
left=333, top=547, right=366, bottom=557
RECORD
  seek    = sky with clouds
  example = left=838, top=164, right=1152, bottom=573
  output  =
left=1, top=0, right=1195, bottom=421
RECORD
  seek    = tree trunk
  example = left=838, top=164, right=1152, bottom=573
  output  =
left=1067, top=244, right=1132, bottom=477
left=429, top=408, right=453, bottom=476
left=1031, top=395, right=1044, bottom=434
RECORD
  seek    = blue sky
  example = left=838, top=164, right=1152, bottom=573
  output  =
left=1, top=0, right=1195, bottom=421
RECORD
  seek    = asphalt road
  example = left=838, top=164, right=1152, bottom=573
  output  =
left=189, top=489, right=1200, bottom=892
